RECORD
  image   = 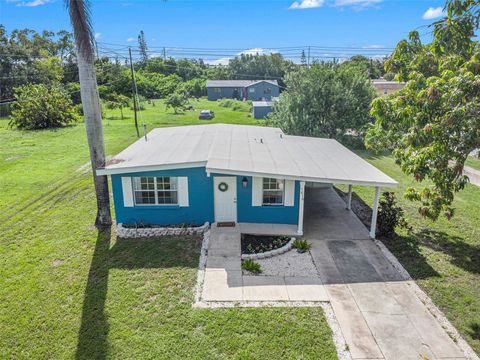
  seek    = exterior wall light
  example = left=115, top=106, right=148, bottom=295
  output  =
left=242, top=177, right=248, bottom=188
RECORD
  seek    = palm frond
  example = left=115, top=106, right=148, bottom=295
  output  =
left=65, top=0, right=94, bottom=61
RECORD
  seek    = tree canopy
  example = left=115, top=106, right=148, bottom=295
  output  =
left=9, top=83, right=77, bottom=129
left=271, top=62, right=375, bottom=141
left=366, top=0, right=480, bottom=220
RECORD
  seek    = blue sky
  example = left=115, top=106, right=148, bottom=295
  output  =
left=1, top=0, right=447, bottom=63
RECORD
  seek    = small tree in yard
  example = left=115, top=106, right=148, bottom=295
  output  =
left=165, top=92, right=189, bottom=114
left=9, top=83, right=77, bottom=130
left=105, top=93, right=130, bottom=119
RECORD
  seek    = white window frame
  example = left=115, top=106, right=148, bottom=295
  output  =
left=133, top=176, right=178, bottom=206
left=213, top=87, right=221, bottom=93
left=262, top=178, right=284, bottom=206
left=248, top=87, right=255, bottom=93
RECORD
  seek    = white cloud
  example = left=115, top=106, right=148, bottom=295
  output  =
left=126, top=37, right=135, bottom=42
left=204, top=57, right=231, bottom=66
left=333, top=0, right=382, bottom=8
left=8, top=0, right=51, bottom=6
left=422, top=7, right=445, bottom=20
left=205, top=48, right=278, bottom=66
left=94, top=32, right=102, bottom=40
left=239, top=48, right=278, bottom=56
left=289, top=0, right=324, bottom=10
left=362, top=44, right=384, bottom=49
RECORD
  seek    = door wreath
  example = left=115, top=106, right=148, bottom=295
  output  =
left=218, top=182, right=229, bottom=192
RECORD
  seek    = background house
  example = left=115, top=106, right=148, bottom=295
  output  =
left=252, top=100, right=274, bottom=119
left=372, top=79, right=405, bottom=96
left=206, top=80, right=279, bottom=101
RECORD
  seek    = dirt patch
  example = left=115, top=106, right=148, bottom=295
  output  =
left=52, top=259, right=64, bottom=267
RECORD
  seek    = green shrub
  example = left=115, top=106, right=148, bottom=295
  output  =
left=217, top=99, right=251, bottom=112
left=377, top=192, right=409, bottom=237
left=241, top=259, right=262, bottom=274
left=292, top=239, right=311, bottom=252
left=9, top=83, right=77, bottom=130
left=165, top=92, right=189, bottom=114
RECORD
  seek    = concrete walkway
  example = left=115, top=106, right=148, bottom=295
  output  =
left=201, top=225, right=328, bottom=302
left=464, top=165, right=480, bottom=187
left=199, top=187, right=468, bottom=359
left=305, top=187, right=465, bottom=360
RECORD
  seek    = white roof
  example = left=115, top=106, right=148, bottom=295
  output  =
left=98, top=124, right=397, bottom=187
left=252, top=101, right=273, bottom=107
left=206, top=80, right=278, bottom=88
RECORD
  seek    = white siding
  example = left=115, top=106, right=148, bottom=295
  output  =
left=177, top=176, right=189, bottom=207
left=121, top=177, right=134, bottom=207
left=252, top=177, right=262, bottom=206
left=284, top=180, right=295, bottom=206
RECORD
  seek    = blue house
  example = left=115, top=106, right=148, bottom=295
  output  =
left=97, top=124, right=397, bottom=237
left=206, top=80, right=279, bottom=101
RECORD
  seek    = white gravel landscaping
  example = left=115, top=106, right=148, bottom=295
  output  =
left=246, top=249, right=320, bottom=277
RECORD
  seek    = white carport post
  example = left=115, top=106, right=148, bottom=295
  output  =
left=370, top=186, right=381, bottom=239
left=346, top=184, right=353, bottom=210
left=297, top=181, right=306, bottom=235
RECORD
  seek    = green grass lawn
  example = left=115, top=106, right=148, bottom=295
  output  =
left=339, top=151, right=480, bottom=354
left=2, top=98, right=479, bottom=357
left=0, top=101, right=338, bottom=359
left=465, top=155, right=480, bottom=171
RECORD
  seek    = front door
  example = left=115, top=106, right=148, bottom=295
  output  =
left=214, top=176, right=237, bottom=223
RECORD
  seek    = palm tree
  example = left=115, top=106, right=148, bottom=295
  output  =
left=65, top=0, right=111, bottom=227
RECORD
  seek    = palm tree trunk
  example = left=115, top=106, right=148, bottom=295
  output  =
left=66, top=0, right=112, bottom=227
left=77, top=53, right=112, bottom=227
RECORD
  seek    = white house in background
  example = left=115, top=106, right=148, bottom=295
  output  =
left=97, top=124, right=397, bottom=237
left=372, top=79, right=406, bottom=96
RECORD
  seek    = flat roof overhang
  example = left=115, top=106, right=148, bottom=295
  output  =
left=97, top=163, right=397, bottom=188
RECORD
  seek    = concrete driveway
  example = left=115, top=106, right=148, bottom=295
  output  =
left=305, top=187, right=465, bottom=360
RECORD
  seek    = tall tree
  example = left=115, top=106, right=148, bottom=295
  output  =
left=271, top=63, right=375, bottom=139
left=366, top=0, right=480, bottom=220
left=65, top=0, right=112, bottom=227
left=138, top=30, right=148, bottom=63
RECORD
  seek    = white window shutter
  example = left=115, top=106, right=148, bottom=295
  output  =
left=177, top=177, right=189, bottom=207
left=252, top=177, right=263, bottom=206
left=121, top=177, right=134, bottom=207
left=284, top=180, right=295, bottom=206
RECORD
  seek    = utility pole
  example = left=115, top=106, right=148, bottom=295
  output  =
left=129, top=47, right=140, bottom=138
left=307, top=46, right=311, bottom=67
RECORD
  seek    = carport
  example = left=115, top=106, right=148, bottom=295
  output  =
left=268, top=135, right=398, bottom=238
left=203, top=126, right=398, bottom=238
